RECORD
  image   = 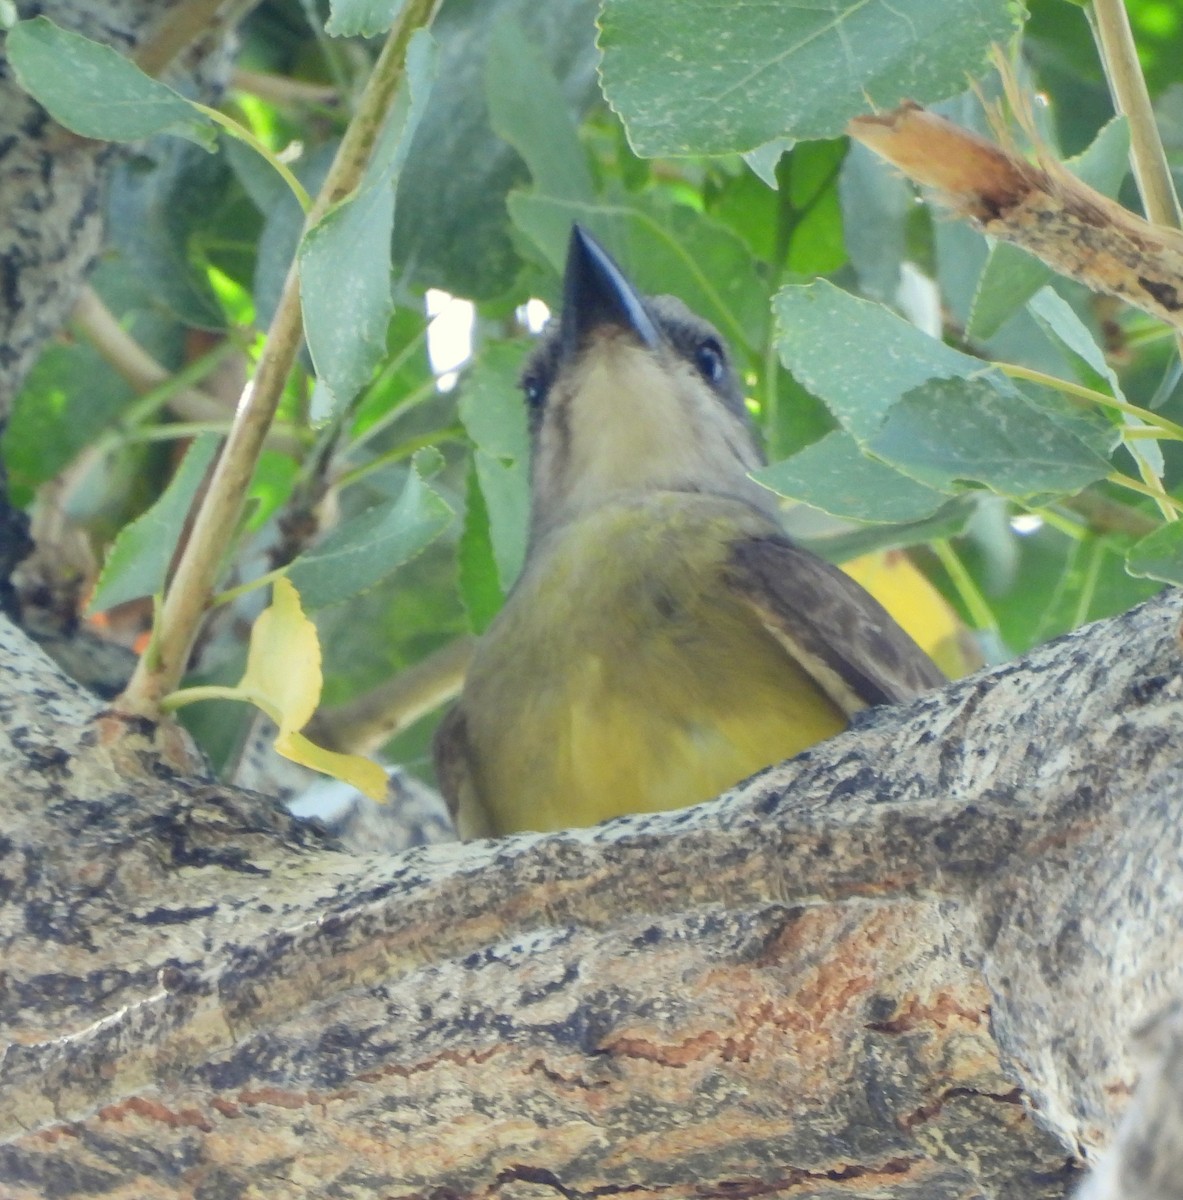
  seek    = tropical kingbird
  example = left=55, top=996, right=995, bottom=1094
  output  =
left=435, top=226, right=944, bottom=836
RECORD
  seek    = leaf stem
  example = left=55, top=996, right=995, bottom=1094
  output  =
left=119, top=0, right=442, bottom=717
left=210, top=567, right=289, bottom=609
left=1108, top=472, right=1183, bottom=517
left=192, top=103, right=313, bottom=211
left=1071, top=536, right=1105, bottom=628
left=159, top=684, right=248, bottom=713
left=337, top=425, right=465, bottom=489
left=996, top=361, right=1183, bottom=441
left=930, top=538, right=999, bottom=636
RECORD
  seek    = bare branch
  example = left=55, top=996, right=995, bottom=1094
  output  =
left=849, top=103, right=1183, bottom=333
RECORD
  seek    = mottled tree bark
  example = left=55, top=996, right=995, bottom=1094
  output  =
left=0, top=587, right=1180, bottom=1198
left=0, top=0, right=239, bottom=417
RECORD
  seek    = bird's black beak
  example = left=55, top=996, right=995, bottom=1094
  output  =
left=559, top=225, right=662, bottom=361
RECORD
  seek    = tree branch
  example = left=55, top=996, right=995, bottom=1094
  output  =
left=2, top=585, right=1180, bottom=1195
left=118, top=0, right=441, bottom=715
left=848, top=103, right=1183, bottom=333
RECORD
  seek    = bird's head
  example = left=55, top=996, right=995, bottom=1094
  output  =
left=520, top=225, right=772, bottom=542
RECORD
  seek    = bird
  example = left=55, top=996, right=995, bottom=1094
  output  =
left=434, top=225, right=945, bottom=837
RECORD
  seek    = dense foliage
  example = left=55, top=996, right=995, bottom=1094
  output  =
left=3, top=0, right=1182, bottom=784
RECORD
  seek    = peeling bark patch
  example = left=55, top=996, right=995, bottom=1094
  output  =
left=864, top=991, right=987, bottom=1035
left=496, top=1163, right=580, bottom=1197
left=899, top=1085, right=1023, bottom=1131
left=520, top=961, right=581, bottom=1005
left=1139, top=276, right=1182, bottom=312
left=98, top=1096, right=215, bottom=1133
left=134, top=903, right=219, bottom=925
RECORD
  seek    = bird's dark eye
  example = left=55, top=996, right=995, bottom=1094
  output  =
left=694, top=338, right=726, bottom=385
left=522, top=373, right=546, bottom=409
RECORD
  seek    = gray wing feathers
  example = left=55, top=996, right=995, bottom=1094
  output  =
left=725, top=535, right=946, bottom=714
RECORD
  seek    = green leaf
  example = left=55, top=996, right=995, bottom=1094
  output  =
left=254, top=143, right=337, bottom=332
left=1028, top=286, right=1123, bottom=392
left=839, top=141, right=912, bottom=303
left=795, top=497, right=978, bottom=564
left=967, top=244, right=1054, bottom=341
left=287, top=465, right=453, bottom=609
left=1126, top=522, right=1183, bottom=586
left=391, top=0, right=602, bottom=300
left=755, top=431, right=952, bottom=524
left=742, top=138, right=794, bottom=188
left=1028, top=285, right=1161, bottom=475
left=457, top=343, right=532, bottom=591
left=486, top=16, right=594, bottom=202
left=326, top=0, right=407, bottom=37
left=300, top=30, right=437, bottom=409
left=107, top=139, right=229, bottom=329
left=510, top=192, right=771, bottom=357
left=457, top=341, right=530, bottom=462
left=89, top=435, right=220, bottom=613
left=773, top=281, right=979, bottom=441
left=598, top=0, right=1020, bottom=155
left=2, top=341, right=135, bottom=504
left=458, top=464, right=505, bottom=633
left=866, top=376, right=1113, bottom=500
left=7, top=17, right=214, bottom=147
left=474, top=450, right=529, bottom=590
left=783, top=138, right=849, bottom=277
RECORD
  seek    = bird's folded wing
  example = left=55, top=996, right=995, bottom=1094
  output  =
left=724, top=534, right=947, bottom=714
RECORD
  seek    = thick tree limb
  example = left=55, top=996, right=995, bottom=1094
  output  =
left=1, top=586, right=1181, bottom=1196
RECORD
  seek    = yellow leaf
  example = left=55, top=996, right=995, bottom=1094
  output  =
left=239, top=576, right=322, bottom=735
left=841, top=549, right=982, bottom=680
left=274, top=729, right=389, bottom=802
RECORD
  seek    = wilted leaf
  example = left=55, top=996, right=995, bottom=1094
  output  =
left=273, top=728, right=388, bottom=799
left=172, top=578, right=389, bottom=800
left=239, top=576, right=323, bottom=732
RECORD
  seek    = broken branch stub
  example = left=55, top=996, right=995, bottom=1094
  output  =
left=849, top=103, right=1183, bottom=331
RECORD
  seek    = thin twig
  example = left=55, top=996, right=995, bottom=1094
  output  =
left=133, top=0, right=231, bottom=78
left=305, top=636, right=473, bottom=755
left=1089, top=0, right=1183, bottom=230
left=231, top=68, right=339, bottom=108
left=1088, top=0, right=1183, bottom=374
left=120, top=0, right=442, bottom=715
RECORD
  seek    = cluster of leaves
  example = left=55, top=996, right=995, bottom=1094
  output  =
left=3, top=0, right=1183, bottom=783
